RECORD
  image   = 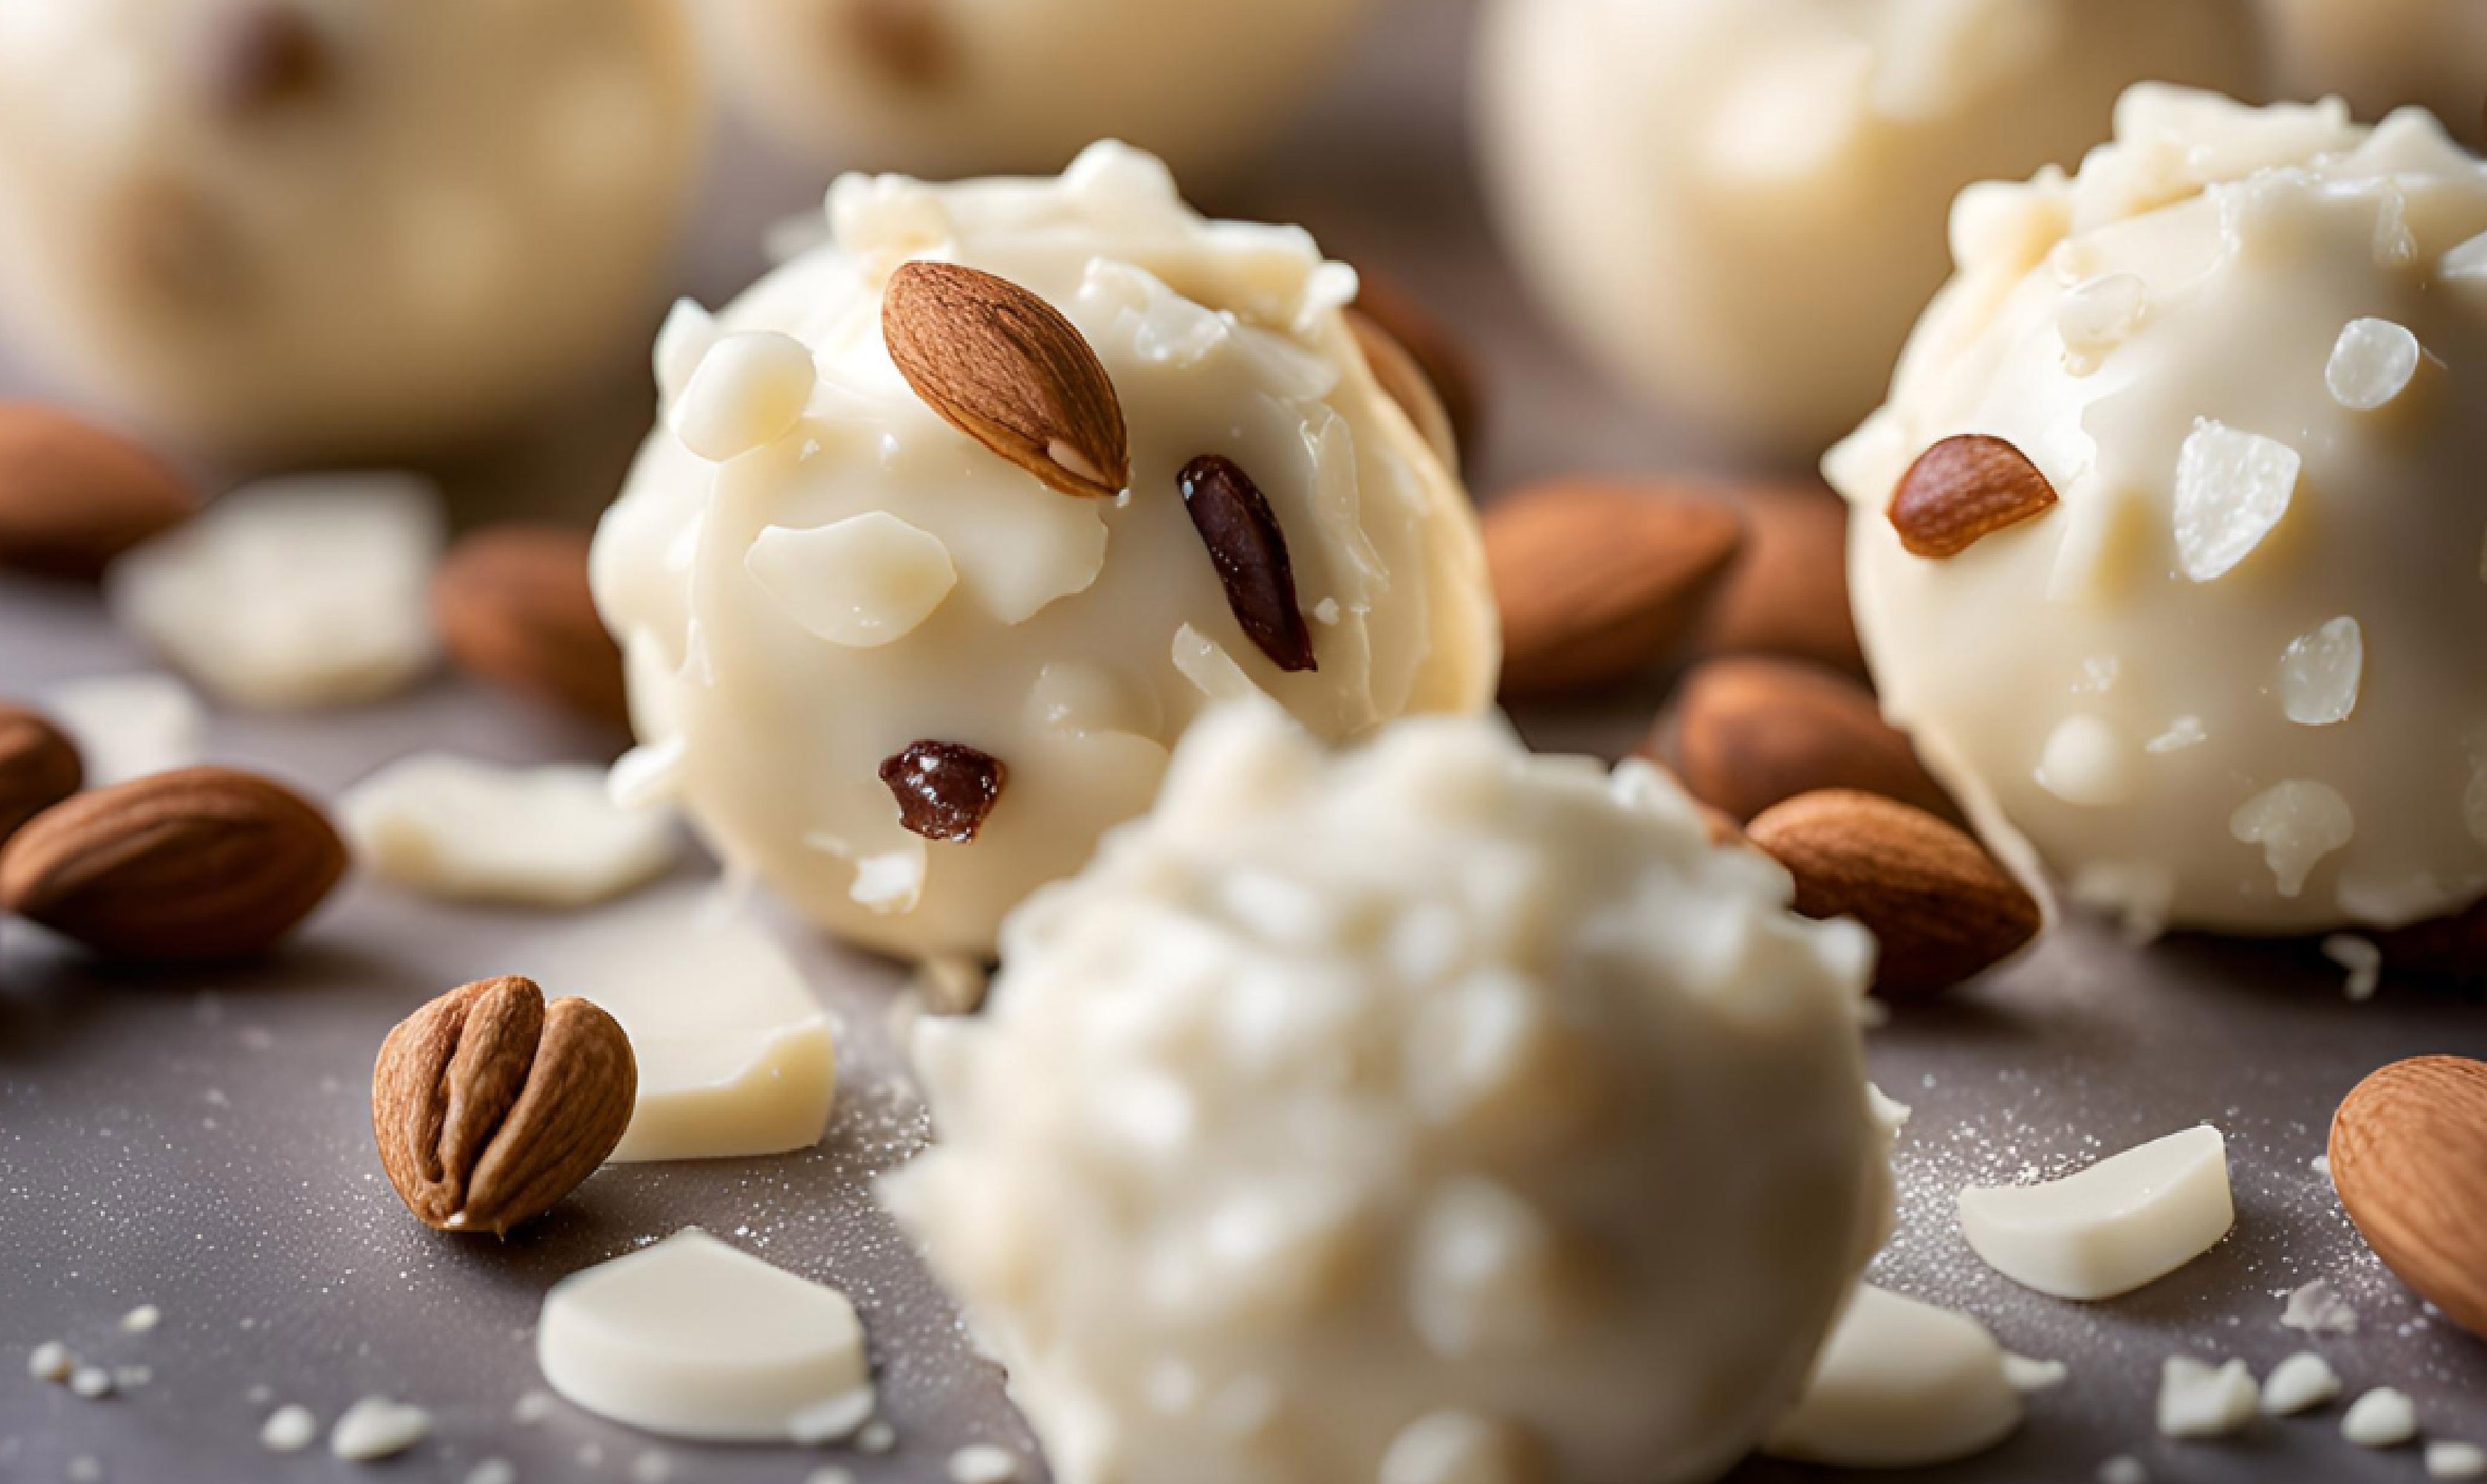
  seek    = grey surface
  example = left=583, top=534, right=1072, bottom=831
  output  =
left=4, top=3, right=2485, bottom=1482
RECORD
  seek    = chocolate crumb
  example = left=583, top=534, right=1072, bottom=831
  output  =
left=880, top=741, right=1007, bottom=843
left=204, top=3, right=327, bottom=116
left=1178, top=455, right=1318, bottom=675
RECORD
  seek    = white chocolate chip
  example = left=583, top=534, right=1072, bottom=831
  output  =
left=69, top=1366, right=114, bottom=1400
left=2034, top=715, right=2133, bottom=806
left=2157, top=1356, right=2257, bottom=1438
left=947, top=1446, right=1021, bottom=1484
left=27, top=1341, right=72, bottom=1383
left=118, top=1304, right=159, bottom=1334
left=2428, top=1441, right=2487, bottom=1479
left=2173, top=420, right=2298, bottom=582
left=1760, top=1285, right=2024, bottom=1468
left=330, top=1398, right=431, bottom=1461
left=260, top=1405, right=318, bottom=1454
left=2446, top=231, right=2487, bottom=281
left=2326, top=319, right=2422, bottom=410
left=2144, top=716, right=2206, bottom=754
left=2057, top=273, right=2148, bottom=374
left=47, top=674, right=201, bottom=784
left=2261, top=1351, right=2341, bottom=1415
left=674, top=331, right=815, bottom=462
left=2277, top=616, right=2363, bottom=725
left=2320, top=936, right=2381, bottom=1002
left=747, top=514, right=958, bottom=649
left=1171, top=624, right=1268, bottom=704
left=2342, top=1387, right=2417, bottom=1448
left=2003, top=1355, right=2069, bottom=1392
left=342, top=754, right=678, bottom=908
left=2230, top=780, right=2354, bottom=897
left=1958, top=1125, right=2233, bottom=1300
left=2281, top=1278, right=2357, bottom=1334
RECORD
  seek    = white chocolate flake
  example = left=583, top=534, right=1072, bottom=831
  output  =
left=2145, top=716, right=2206, bottom=754
left=2277, top=617, right=2363, bottom=726
left=2262, top=1351, right=2340, bottom=1415
left=2446, top=232, right=2487, bottom=281
left=46, top=673, right=201, bottom=784
left=2157, top=1357, right=2257, bottom=1438
left=2326, top=318, right=2422, bottom=411
left=2057, top=273, right=2147, bottom=374
left=330, top=1398, right=432, bottom=1461
left=2429, top=1442, right=2487, bottom=1480
left=1761, top=1286, right=2023, bottom=1468
left=1957, top=1125, right=2233, bottom=1300
left=747, top=514, right=958, bottom=649
left=343, top=754, right=678, bottom=908
left=2230, top=781, right=2354, bottom=897
left=2343, top=1387, right=2418, bottom=1448
left=654, top=298, right=721, bottom=407
left=2034, top=715, right=2133, bottom=807
left=674, top=332, right=815, bottom=462
left=260, top=1405, right=318, bottom=1453
left=2320, top=937, right=2381, bottom=1002
left=2173, top=420, right=2298, bottom=582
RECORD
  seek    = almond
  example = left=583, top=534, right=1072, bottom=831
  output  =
left=2329, top=1056, right=2487, bottom=1340
left=882, top=260, right=1129, bottom=499
left=1348, top=310, right=1461, bottom=471
left=1690, top=482, right=1866, bottom=677
left=0, top=765, right=347, bottom=960
left=0, top=404, right=199, bottom=579
left=1351, top=270, right=1483, bottom=466
left=1663, top=657, right=1956, bottom=824
left=373, top=975, right=636, bottom=1236
left=432, top=524, right=630, bottom=729
left=1746, top=789, right=2041, bottom=996
left=1487, top=480, right=1743, bottom=698
left=0, top=703, right=82, bottom=846
left=1889, top=433, right=2058, bottom=559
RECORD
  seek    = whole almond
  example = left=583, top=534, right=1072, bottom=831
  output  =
left=1664, top=656, right=1956, bottom=824
left=883, top=260, right=1129, bottom=499
left=373, top=975, right=637, bottom=1236
left=0, top=703, right=83, bottom=846
left=0, top=765, right=347, bottom=960
left=1487, top=480, right=1743, bottom=697
left=2329, top=1056, right=2487, bottom=1340
left=1351, top=270, right=1483, bottom=466
left=1690, top=482, right=1866, bottom=677
left=1348, top=310, right=1462, bottom=471
left=1747, top=789, right=2041, bottom=996
left=1889, top=433, right=2058, bottom=559
left=0, top=404, right=200, bottom=579
left=433, top=525, right=630, bottom=729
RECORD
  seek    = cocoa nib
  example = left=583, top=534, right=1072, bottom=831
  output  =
left=1178, top=454, right=1317, bottom=674
left=880, top=741, right=1007, bottom=843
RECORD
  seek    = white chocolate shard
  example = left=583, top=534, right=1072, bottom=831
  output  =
left=2320, top=936, right=2382, bottom=1002
left=2145, top=715, right=2206, bottom=754
left=259, top=1405, right=318, bottom=1453
left=1957, top=1125, right=2233, bottom=1299
left=2261, top=1351, right=2340, bottom=1415
left=2343, top=1387, right=2418, bottom=1448
left=2229, top=781, right=2354, bottom=897
left=330, top=1398, right=431, bottom=1461
left=536, top=1229, right=873, bottom=1442
left=2173, top=420, right=2298, bottom=582
left=2281, top=1278, right=2358, bottom=1334
left=2428, top=1442, right=2487, bottom=1479
left=2278, top=618, right=2363, bottom=726
left=343, top=755, right=678, bottom=908
left=674, top=332, right=815, bottom=462
left=107, top=475, right=443, bottom=709
left=2157, top=1356, right=2257, bottom=1438
left=2035, top=715, right=2134, bottom=806
left=2446, top=233, right=2487, bottom=281
left=2326, top=319, right=2422, bottom=410
left=653, top=298, right=721, bottom=407
left=1762, top=1286, right=2023, bottom=1468
left=45, top=674, right=201, bottom=784
left=532, top=883, right=837, bottom=1163
left=747, top=514, right=958, bottom=649
left=947, top=1446, right=1022, bottom=1484
left=2057, top=273, right=2148, bottom=374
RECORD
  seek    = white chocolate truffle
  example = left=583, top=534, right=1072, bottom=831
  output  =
left=1473, top=0, right=2258, bottom=457
left=701, top=0, right=1373, bottom=180
left=1829, top=90, right=2487, bottom=935
left=2256, top=0, right=2487, bottom=149
left=882, top=703, right=1892, bottom=1484
left=0, top=0, right=705, bottom=458
left=591, top=143, right=1498, bottom=960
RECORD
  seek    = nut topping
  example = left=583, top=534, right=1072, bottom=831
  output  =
left=2329, top=1056, right=2487, bottom=1341
left=883, top=261, right=1129, bottom=500
left=1889, top=434, right=2059, bottom=559
left=432, top=525, right=630, bottom=729
left=0, top=765, right=347, bottom=960
left=0, top=404, right=200, bottom=580
left=1178, top=454, right=1318, bottom=675
left=1665, top=657, right=1956, bottom=825
left=881, top=741, right=1007, bottom=843
left=204, top=2, right=328, bottom=114
left=0, top=704, right=81, bottom=846
left=373, top=975, right=637, bottom=1236
left=842, top=0, right=954, bottom=89
left=1486, top=480, right=1743, bottom=698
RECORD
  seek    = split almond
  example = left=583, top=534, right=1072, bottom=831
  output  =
left=433, top=525, right=630, bottom=729
left=373, top=975, right=637, bottom=1236
left=1666, top=657, right=1955, bottom=824
left=883, top=260, right=1129, bottom=499
left=1747, top=789, right=2040, bottom=997
left=1487, top=481, right=1743, bottom=697
left=1889, top=434, right=2057, bottom=560
left=2329, top=1056, right=2487, bottom=1340
left=0, top=703, right=82, bottom=846
left=1690, top=482, right=1866, bottom=677
left=0, top=765, right=347, bottom=960
left=0, top=404, right=198, bottom=579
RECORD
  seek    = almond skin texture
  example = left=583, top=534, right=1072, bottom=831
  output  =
left=432, top=525, right=630, bottom=729
left=1889, top=433, right=2058, bottom=560
left=0, top=765, right=347, bottom=960
left=882, top=260, right=1130, bottom=499
left=0, top=403, right=199, bottom=579
left=2329, top=1056, right=2487, bottom=1340
left=1747, top=789, right=2041, bottom=997
left=1487, top=481, right=1743, bottom=697
left=0, top=703, right=83, bottom=846
left=1666, top=657, right=1957, bottom=825
left=373, top=975, right=637, bottom=1237
left=1689, top=482, right=1866, bottom=677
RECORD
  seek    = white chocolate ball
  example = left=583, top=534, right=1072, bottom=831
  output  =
left=701, top=0, right=1372, bottom=180
left=1829, top=89, right=2487, bottom=936
left=2256, top=0, right=2487, bottom=148
left=0, top=0, right=705, bottom=458
left=1473, top=0, right=2259, bottom=458
left=590, top=144, right=1498, bottom=961
left=883, top=703, right=1892, bottom=1484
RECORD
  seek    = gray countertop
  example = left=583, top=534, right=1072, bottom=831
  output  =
left=3, top=2, right=2483, bottom=1481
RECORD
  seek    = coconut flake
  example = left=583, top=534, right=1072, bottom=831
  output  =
left=2174, top=420, right=2298, bottom=582
left=2326, top=319, right=2422, bottom=410
left=2278, top=617, right=2363, bottom=725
